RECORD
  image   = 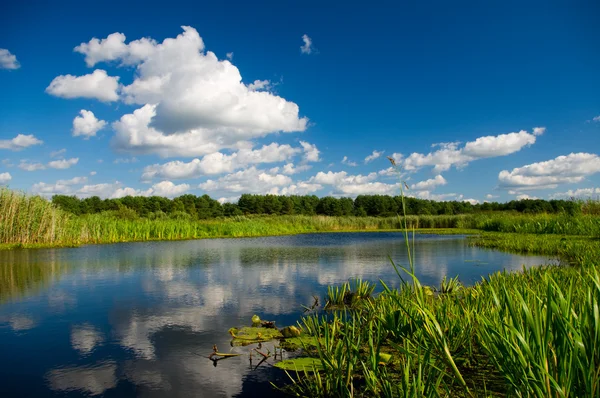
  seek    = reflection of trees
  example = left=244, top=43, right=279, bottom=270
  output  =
left=0, top=251, right=68, bottom=303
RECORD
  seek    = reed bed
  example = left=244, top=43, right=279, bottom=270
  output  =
left=284, top=263, right=600, bottom=397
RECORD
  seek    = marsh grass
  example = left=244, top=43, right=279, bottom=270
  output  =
left=280, top=160, right=600, bottom=397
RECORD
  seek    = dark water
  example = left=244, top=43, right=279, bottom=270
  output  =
left=0, top=233, right=555, bottom=397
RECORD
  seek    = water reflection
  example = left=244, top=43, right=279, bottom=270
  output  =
left=0, top=233, right=555, bottom=397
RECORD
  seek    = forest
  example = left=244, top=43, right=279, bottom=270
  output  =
left=50, top=193, right=581, bottom=220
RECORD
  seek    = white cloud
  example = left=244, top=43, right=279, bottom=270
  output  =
left=199, top=167, right=292, bottom=194
left=0, top=134, right=43, bottom=151
left=282, top=163, right=311, bottom=175
left=247, top=79, right=271, bottom=91
left=90, top=171, right=97, bottom=176
left=516, top=194, right=539, bottom=200
left=498, top=153, right=600, bottom=191
left=300, top=34, right=313, bottom=54
left=48, top=158, right=79, bottom=169
left=300, top=141, right=320, bottom=162
left=364, top=150, right=384, bottom=164
left=0, top=49, right=20, bottom=70
left=50, top=148, right=66, bottom=158
left=308, top=170, right=398, bottom=196
left=410, top=175, right=447, bottom=191
left=402, top=128, right=544, bottom=173
left=57, top=176, right=88, bottom=185
left=72, top=110, right=106, bottom=138
left=0, top=172, right=11, bottom=183
left=74, top=32, right=157, bottom=67
left=19, top=161, right=46, bottom=171
left=226, top=52, right=233, bottom=60
left=463, top=198, right=480, bottom=205
left=141, top=143, right=302, bottom=180
left=592, top=116, right=600, bottom=122
left=111, top=181, right=190, bottom=198
left=46, top=69, right=120, bottom=102
left=549, top=187, right=600, bottom=199
left=105, top=27, right=307, bottom=157
left=273, top=181, right=322, bottom=195
left=485, top=194, right=498, bottom=200
left=341, top=156, right=357, bottom=166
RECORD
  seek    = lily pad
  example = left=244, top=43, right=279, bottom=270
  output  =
left=274, top=357, right=323, bottom=372
left=229, top=327, right=282, bottom=345
left=279, top=335, right=319, bottom=351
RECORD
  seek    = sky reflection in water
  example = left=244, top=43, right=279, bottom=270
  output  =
left=0, top=233, right=556, bottom=397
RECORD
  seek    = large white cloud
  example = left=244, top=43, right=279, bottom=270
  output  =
left=0, top=134, right=43, bottom=151
left=72, top=110, right=106, bottom=138
left=141, top=142, right=305, bottom=180
left=46, top=69, right=119, bottom=102
left=402, top=128, right=544, bottom=173
left=80, top=27, right=308, bottom=157
left=498, top=152, right=600, bottom=191
left=112, top=181, right=190, bottom=198
left=0, top=48, right=20, bottom=70
left=0, top=172, right=11, bottom=183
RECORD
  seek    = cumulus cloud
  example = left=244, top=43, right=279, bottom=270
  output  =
left=46, top=69, right=119, bottom=102
left=0, top=172, right=11, bottom=183
left=282, top=162, right=311, bottom=175
left=0, top=134, right=43, bottom=151
left=226, top=52, right=233, bottom=60
left=112, top=181, right=190, bottom=198
left=48, top=158, right=79, bottom=169
left=141, top=143, right=303, bottom=180
left=19, top=161, right=46, bottom=171
left=401, top=128, right=544, bottom=173
left=247, top=79, right=271, bottom=91
left=95, top=27, right=308, bottom=157
left=199, top=167, right=292, bottom=194
left=0, top=49, right=20, bottom=69
left=364, top=150, right=383, bottom=164
left=341, top=156, right=357, bottom=167
left=592, top=116, right=600, bottom=122
left=549, top=187, right=600, bottom=199
left=498, top=152, right=600, bottom=191
left=300, top=141, right=320, bottom=162
left=410, top=175, right=447, bottom=191
left=516, top=194, right=539, bottom=200
left=72, top=110, right=106, bottom=138
left=485, top=194, right=499, bottom=200
left=272, top=181, right=323, bottom=195
left=300, top=34, right=314, bottom=54
left=74, top=32, right=157, bottom=67
left=308, top=170, right=399, bottom=196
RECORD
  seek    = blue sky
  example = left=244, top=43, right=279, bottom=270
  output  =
left=1, top=0, right=599, bottom=203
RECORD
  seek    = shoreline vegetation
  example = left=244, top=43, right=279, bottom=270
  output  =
left=0, top=187, right=599, bottom=250
left=2, top=187, right=600, bottom=395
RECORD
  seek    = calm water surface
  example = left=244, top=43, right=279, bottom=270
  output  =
left=0, top=233, right=555, bottom=397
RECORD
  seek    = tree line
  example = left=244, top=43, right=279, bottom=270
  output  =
left=51, top=193, right=581, bottom=220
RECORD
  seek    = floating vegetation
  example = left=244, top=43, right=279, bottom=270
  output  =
left=274, top=357, right=324, bottom=372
